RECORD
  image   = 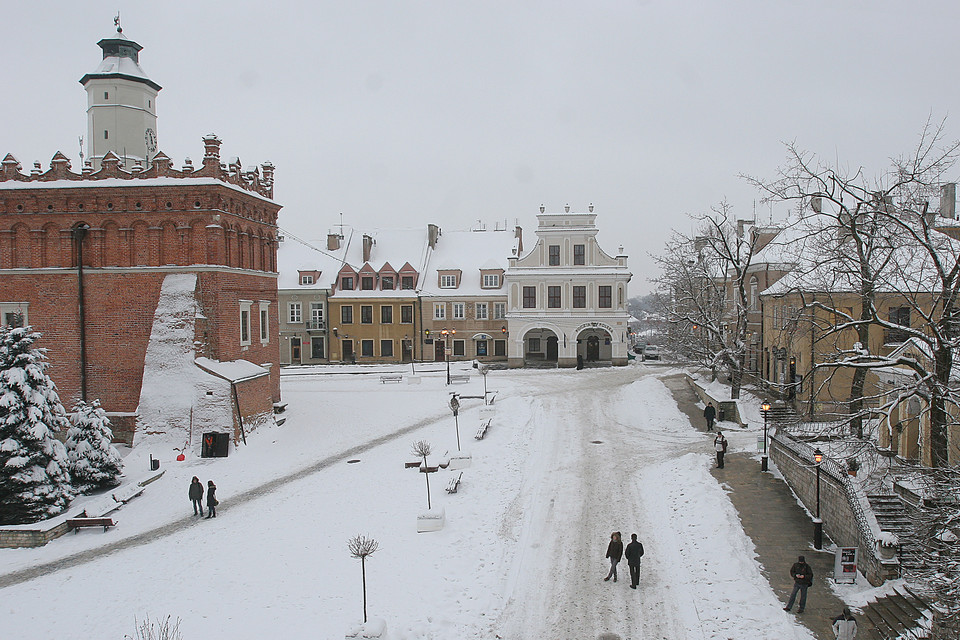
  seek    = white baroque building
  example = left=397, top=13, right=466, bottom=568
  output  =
left=505, top=207, right=632, bottom=367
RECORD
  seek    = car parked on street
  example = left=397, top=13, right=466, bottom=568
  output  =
left=643, top=345, right=660, bottom=360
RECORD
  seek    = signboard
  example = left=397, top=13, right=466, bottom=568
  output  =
left=834, top=547, right=858, bottom=584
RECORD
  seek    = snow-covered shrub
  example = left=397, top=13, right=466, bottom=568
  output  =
left=66, top=399, right=124, bottom=493
left=0, top=326, right=73, bottom=524
left=126, top=615, right=182, bottom=640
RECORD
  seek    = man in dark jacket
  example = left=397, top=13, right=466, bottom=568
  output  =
left=624, top=533, right=645, bottom=589
left=783, top=555, right=814, bottom=613
left=189, top=476, right=204, bottom=516
left=704, top=402, right=716, bottom=431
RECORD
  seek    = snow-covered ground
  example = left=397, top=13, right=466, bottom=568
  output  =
left=2, top=363, right=874, bottom=639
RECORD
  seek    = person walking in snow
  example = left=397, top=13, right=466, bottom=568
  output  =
left=783, top=555, right=814, bottom=613
left=832, top=607, right=857, bottom=639
left=189, top=476, right=204, bottom=516
left=703, top=402, right=717, bottom=431
left=603, top=531, right=623, bottom=582
left=624, top=533, right=644, bottom=589
left=714, top=431, right=728, bottom=468
left=205, top=480, right=218, bottom=518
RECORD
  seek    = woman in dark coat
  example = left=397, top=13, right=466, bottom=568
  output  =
left=603, top=531, right=623, bottom=582
left=205, top=480, right=218, bottom=518
left=189, top=476, right=204, bottom=516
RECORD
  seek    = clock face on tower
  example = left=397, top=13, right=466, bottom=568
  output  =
left=144, top=128, right=157, bottom=153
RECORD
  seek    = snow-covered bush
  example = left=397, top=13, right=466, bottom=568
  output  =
left=66, top=399, right=124, bottom=493
left=0, top=326, right=73, bottom=524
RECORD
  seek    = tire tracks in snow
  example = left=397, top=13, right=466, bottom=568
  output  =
left=0, top=408, right=453, bottom=590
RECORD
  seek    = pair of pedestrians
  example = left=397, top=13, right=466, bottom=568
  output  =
left=603, top=531, right=645, bottom=589
left=189, top=477, right=219, bottom=518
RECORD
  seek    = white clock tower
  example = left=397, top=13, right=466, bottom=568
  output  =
left=80, top=24, right=161, bottom=171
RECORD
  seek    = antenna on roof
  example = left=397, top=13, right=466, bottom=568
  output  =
left=78, top=136, right=84, bottom=165
left=114, top=11, right=122, bottom=33
left=339, top=212, right=344, bottom=238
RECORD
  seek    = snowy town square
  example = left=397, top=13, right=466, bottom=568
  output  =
left=0, top=363, right=905, bottom=639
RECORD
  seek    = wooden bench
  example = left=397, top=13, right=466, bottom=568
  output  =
left=380, top=374, right=403, bottom=384
left=445, top=472, right=463, bottom=493
left=449, top=374, right=470, bottom=384
left=475, top=419, right=491, bottom=440
left=66, top=517, right=116, bottom=533
left=112, top=484, right=145, bottom=504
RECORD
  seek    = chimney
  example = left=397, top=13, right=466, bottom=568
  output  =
left=362, top=234, right=374, bottom=263
left=514, top=225, right=523, bottom=254
left=736, top=219, right=754, bottom=238
left=202, top=134, right=222, bottom=166
left=941, top=183, right=956, bottom=219
left=327, top=233, right=341, bottom=251
left=428, top=224, right=440, bottom=249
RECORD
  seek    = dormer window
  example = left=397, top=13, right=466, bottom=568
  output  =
left=361, top=276, right=375, bottom=290
left=381, top=275, right=395, bottom=290
left=341, top=276, right=354, bottom=290
left=483, top=274, right=500, bottom=288
left=440, top=274, right=457, bottom=288
left=401, top=276, right=415, bottom=290
left=300, top=275, right=314, bottom=285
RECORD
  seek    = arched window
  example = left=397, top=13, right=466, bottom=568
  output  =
left=750, top=276, right=759, bottom=311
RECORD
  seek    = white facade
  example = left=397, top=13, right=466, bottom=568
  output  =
left=80, top=28, right=160, bottom=171
left=505, top=210, right=632, bottom=367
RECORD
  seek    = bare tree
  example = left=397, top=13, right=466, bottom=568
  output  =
left=750, top=118, right=960, bottom=465
left=348, top=534, right=380, bottom=624
left=652, top=202, right=761, bottom=398
left=411, top=440, right=432, bottom=509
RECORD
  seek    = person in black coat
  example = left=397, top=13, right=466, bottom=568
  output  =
left=624, top=533, right=645, bottom=589
left=704, top=402, right=717, bottom=431
left=784, top=555, right=814, bottom=613
left=189, top=476, right=204, bottom=516
left=205, top=480, right=218, bottom=519
left=603, top=531, right=623, bottom=582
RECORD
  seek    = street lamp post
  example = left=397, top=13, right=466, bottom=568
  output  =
left=813, top=447, right=823, bottom=550
left=441, top=328, right=455, bottom=385
left=761, top=402, right=771, bottom=472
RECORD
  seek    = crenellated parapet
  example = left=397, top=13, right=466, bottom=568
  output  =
left=0, top=134, right=275, bottom=200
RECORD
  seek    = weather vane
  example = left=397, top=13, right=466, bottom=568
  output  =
left=114, top=12, right=122, bottom=33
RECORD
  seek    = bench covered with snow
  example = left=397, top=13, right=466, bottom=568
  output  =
left=380, top=374, right=403, bottom=384
left=112, top=484, right=146, bottom=504
left=449, top=374, right=470, bottom=384
left=475, top=418, right=491, bottom=440
left=445, top=472, right=463, bottom=494
left=66, top=517, right=116, bottom=533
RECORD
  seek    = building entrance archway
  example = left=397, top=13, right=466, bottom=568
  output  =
left=522, top=328, right=560, bottom=364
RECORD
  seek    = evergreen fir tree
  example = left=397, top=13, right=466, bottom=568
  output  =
left=0, top=326, right=74, bottom=524
left=66, top=400, right=124, bottom=493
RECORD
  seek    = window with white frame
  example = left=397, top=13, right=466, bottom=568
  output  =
left=300, top=274, right=314, bottom=285
left=494, top=302, right=506, bottom=319
left=476, top=302, right=488, bottom=320
left=239, top=300, right=252, bottom=346
left=259, top=301, right=270, bottom=344
left=483, top=274, right=500, bottom=288
left=288, top=302, right=302, bottom=323
left=310, top=303, right=323, bottom=328
left=453, top=302, right=465, bottom=319
left=440, top=274, right=457, bottom=288
left=434, top=302, right=446, bottom=320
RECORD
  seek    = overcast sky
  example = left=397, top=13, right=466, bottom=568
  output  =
left=4, top=1, right=960, bottom=293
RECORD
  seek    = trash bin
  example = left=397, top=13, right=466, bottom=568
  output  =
left=201, top=432, right=230, bottom=458
left=149, top=456, right=160, bottom=471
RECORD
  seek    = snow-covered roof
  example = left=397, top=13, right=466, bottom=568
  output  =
left=276, top=231, right=352, bottom=290
left=420, top=228, right=517, bottom=297
left=0, top=176, right=277, bottom=205
left=194, top=357, right=270, bottom=383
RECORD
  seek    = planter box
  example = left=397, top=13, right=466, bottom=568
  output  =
left=417, top=508, right=445, bottom=533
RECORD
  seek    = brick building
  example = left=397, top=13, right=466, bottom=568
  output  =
left=0, top=26, right=281, bottom=449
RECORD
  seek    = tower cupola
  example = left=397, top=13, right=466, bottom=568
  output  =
left=79, top=21, right=161, bottom=171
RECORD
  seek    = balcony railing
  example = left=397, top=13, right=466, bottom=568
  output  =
left=306, top=320, right=325, bottom=331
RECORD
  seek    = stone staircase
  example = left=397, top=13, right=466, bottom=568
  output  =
left=861, top=585, right=933, bottom=640
left=868, top=494, right=920, bottom=570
